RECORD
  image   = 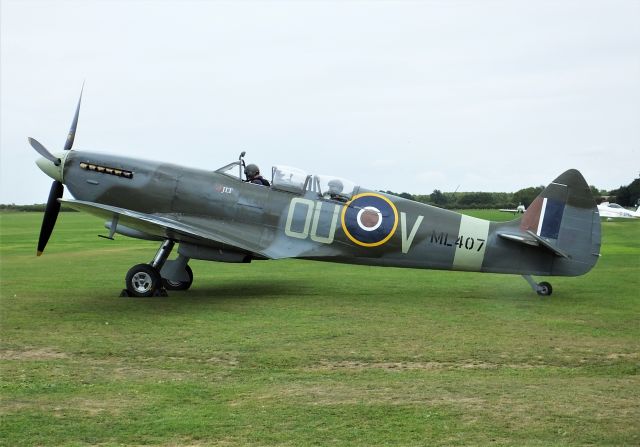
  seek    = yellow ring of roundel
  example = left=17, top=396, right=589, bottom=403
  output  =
left=340, top=193, right=399, bottom=247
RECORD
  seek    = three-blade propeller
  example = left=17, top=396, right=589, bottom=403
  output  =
left=31, top=85, right=83, bottom=256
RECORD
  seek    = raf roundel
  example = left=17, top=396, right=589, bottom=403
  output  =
left=341, top=193, right=399, bottom=247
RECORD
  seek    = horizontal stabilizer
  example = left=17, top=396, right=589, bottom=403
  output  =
left=497, top=231, right=570, bottom=258
left=525, top=230, right=570, bottom=258
left=497, top=232, right=538, bottom=246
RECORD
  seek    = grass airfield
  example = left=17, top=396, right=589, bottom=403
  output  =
left=1, top=210, right=638, bottom=446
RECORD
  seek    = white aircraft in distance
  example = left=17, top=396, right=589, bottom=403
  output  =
left=500, top=203, right=526, bottom=214
left=597, top=202, right=640, bottom=220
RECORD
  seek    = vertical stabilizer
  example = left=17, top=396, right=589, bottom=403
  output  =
left=520, top=169, right=601, bottom=276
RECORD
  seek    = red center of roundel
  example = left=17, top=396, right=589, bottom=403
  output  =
left=361, top=209, right=381, bottom=228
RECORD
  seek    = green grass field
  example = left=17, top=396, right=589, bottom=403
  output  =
left=1, top=210, right=639, bottom=446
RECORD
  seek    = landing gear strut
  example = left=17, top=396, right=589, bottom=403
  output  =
left=522, top=275, right=553, bottom=296
left=123, top=240, right=175, bottom=297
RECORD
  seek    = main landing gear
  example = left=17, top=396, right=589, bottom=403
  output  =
left=162, top=264, right=193, bottom=291
left=125, top=263, right=164, bottom=297
left=522, top=275, right=553, bottom=296
left=122, top=240, right=193, bottom=297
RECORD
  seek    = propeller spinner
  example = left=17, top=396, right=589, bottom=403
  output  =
left=30, top=86, right=84, bottom=256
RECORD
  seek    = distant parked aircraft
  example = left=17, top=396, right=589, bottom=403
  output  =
left=500, top=204, right=526, bottom=214
left=597, top=202, right=640, bottom=220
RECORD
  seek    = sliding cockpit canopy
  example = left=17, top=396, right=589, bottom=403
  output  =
left=216, top=161, right=358, bottom=200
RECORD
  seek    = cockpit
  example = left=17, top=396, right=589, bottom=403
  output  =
left=216, top=160, right=358, bottom=202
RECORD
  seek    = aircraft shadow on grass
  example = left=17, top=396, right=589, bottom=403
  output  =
left=163, top=280, right=301, bottom=301
left=30, top=87, right=602, bottom=298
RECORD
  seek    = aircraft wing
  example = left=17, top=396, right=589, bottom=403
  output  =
left=59, top=199, right=272, bottom=258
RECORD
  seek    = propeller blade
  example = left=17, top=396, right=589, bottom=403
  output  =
left=28, top=137, right=60, bottom=166
left=64, top=83, right=84, bottom=151
left=37, top=180, right=64, bottom=256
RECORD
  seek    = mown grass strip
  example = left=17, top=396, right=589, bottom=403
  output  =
left=1, top=211, right=638, bottom=446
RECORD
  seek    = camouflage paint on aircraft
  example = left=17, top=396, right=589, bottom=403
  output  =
left=29, top=88, right=602, bottom=297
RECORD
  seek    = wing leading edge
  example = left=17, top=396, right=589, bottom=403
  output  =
left=59, top=199, right=272, bottom=259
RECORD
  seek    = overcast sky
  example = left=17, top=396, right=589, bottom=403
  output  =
left=1, top=0, right=639, bottom=204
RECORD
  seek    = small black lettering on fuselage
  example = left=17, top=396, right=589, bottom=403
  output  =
left=430, top=231, right=453, bottom=247
left=430, top=230, right=485, bottom=252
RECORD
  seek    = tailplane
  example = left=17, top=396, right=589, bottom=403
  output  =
left=519, top=169, right=601, bottom=276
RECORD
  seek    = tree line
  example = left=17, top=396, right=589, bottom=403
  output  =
left=0, top=204, right=78, bottom=212
left=382, top=187, right=547, bottom=210
left=383, top=177, right=639, bottom=210
left=608, top=178, right=640, bottom=208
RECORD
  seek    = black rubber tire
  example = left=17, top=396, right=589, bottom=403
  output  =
left=536, top=281, right=553, bottom=296
left=125, top=264, right=162, bottom=297
left=162, top=264, right=194, bottom=291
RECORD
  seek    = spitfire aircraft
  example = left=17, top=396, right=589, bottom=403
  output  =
left=30, top=90, right=602, bottom=297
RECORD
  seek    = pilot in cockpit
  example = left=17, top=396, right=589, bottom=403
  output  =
left=326, top=179, right=347, bottom=202
left=244, top=164, right=270, bottom=187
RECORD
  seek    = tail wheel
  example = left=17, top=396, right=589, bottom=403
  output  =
left=162, top=265, right=194, bottom=291
left=126, top=264, right=162, bottom=297
left=536, top=281, right=553, bottom=296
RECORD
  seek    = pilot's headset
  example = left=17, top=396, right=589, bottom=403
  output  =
left=245, top=164, right=260, bottom=179
left=328, top=179, right=344, bottom=194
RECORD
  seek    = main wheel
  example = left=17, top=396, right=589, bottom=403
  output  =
left=536, top=281, right=553, bottom=296
left=162, top=264, right=194, bottom=291
left=125, top=264, right=162, bottom=297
